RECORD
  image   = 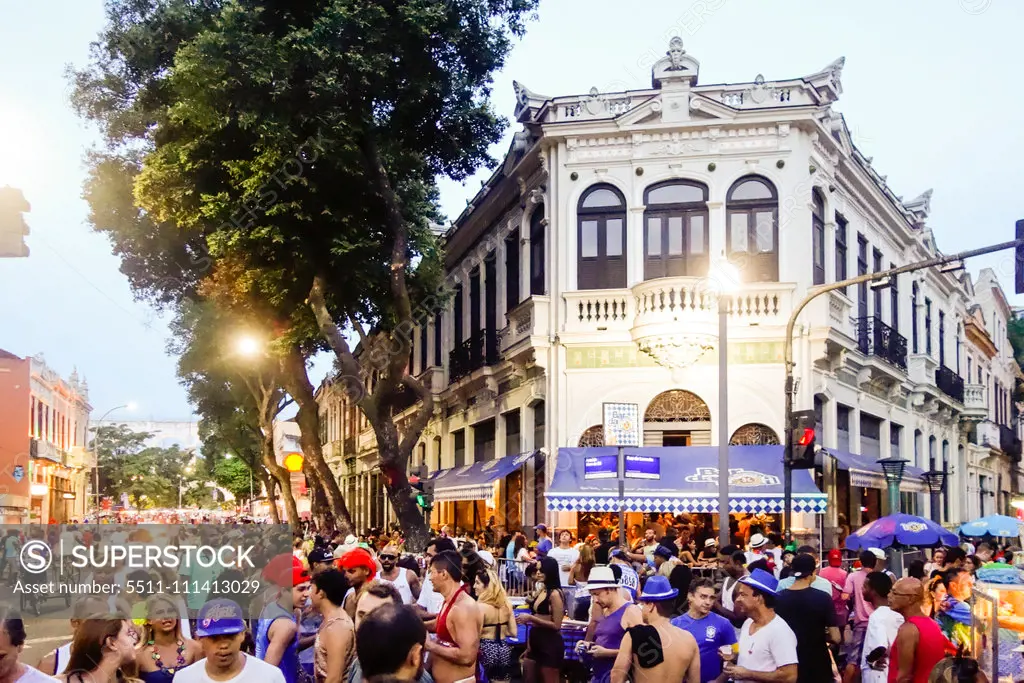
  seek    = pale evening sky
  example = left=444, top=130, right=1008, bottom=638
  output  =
left=0, top=0, right=1020, bottom=420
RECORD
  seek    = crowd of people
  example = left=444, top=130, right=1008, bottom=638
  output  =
left=0, top=519, right=1003, bottom=683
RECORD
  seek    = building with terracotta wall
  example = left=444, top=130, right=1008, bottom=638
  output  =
left=0, top=349, right=92, bottom=522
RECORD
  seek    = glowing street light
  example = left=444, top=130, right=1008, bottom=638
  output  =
left=236, top=335, right=262, bottom=358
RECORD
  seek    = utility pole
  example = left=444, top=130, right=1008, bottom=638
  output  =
left=783, top=236, right=1024, bottom=540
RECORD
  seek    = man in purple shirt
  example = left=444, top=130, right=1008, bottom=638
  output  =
left=671, top=578, right=736, bottom=682
left=841, top=550, right=879, bottom=683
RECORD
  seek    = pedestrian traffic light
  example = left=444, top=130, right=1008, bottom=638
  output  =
left=787, top=409, right=816, bottom=469
left=1015, top=219, right=1024, bottom=295
left=0, top=186, right=30, bottom=258
left=409, top=464, right=434, bottom=511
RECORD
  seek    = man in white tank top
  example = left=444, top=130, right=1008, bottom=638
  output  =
left=376, top=545, right=421, bottom=605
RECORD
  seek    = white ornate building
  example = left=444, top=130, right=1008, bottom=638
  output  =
left=317, top=38, right=1023, bottom=536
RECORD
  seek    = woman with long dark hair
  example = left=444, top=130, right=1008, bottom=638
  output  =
left=517, top=557, right=564, bottom=683
left=135, top=596, right=201, bottom=683
left=61, top=618, right=139, bottom=683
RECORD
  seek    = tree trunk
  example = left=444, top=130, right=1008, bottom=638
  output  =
left=262, top=428, right=299, bottom=529
left=368, top=417, right=431, bottom=551
left=280, top=346, right=354, bottom=534
left=304, top=464, right=335, bottom=531
left=265, top=475, right=281, bottom=524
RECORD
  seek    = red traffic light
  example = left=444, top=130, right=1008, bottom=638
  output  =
left=797, top=428, right=815, bottom=447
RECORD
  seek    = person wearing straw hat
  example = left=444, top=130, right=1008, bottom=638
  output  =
left=579, top=566, right=643, bottom=683
left=722, top=569, right=798, bottom=683
left=610, top=575, right=700, bottom=683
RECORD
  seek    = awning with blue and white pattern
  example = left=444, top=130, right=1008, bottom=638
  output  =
left=546, top=446, right=827, bottom=514
left=429, top=451, right=537, bottom=502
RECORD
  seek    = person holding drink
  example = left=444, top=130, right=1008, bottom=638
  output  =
left=721, top=569, right=798, bottom=683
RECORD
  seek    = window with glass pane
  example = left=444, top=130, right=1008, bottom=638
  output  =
left=667, top=217, right=684, bottom=255
left=530, top=208, right=545, bottom=295
left=642, top=181, right=709, bottom=281
left=578, top=184, right=627, bottom=289
left=606, top=219, right=623, bottom=256
left=647, top=218, right=662, bottom=255
left=581, top=221, right=598, bottom=258
left=730, top=213, right=749, bottom=252
left=812, top=190, right=825, bottom=285
left=755, top=213, right=774, bottom=253
left=690, top=216, right=705, bottom=253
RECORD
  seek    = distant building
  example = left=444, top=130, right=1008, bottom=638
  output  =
left=0, top=350, right=91, bottom=523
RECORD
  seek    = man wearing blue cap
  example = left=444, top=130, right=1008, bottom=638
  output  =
left=610, top=575, right=699, bottom=683
left=722, top=569, right=798, bottom=683
left=173, top=599, right=286, bottom=683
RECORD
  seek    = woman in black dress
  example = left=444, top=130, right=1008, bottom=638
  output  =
left=516, top=557, right=564, bottom=683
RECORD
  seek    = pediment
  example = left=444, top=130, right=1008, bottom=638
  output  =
left=615, top=93, right=735, bottom=128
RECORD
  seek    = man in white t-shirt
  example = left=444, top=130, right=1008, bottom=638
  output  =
left=860, top=571, right=904, bottom=683
left=173, top=598, right=286, bottom=683
left=723, top=569, right=798, bottom=683
left=546, top=530, right=579, bottom=587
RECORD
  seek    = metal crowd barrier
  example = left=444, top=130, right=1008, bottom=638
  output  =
left=495, top=557, right=535, bottom=597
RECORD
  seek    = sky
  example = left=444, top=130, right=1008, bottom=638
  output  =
left=0, top=0, right=1021, bottom=421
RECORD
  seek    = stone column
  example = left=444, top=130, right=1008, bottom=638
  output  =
left=707, top=201, right=726, bottom=261
left=628, top=206, right=645, bottom=287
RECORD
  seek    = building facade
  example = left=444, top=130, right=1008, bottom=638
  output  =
left=0, top=350, right=92, bottom=523
left=317, top=38, right=1023, bottom=536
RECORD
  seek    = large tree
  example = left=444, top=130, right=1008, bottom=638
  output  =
left=71, top=0, right=537, bottom=549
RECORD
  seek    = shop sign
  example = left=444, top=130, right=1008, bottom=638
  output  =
left=624, top=455, right=660, bottom=480
left=603, top=403, right=641, bottom=447
left=584, top=455, right=618, bottom=480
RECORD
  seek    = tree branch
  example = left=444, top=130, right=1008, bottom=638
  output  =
left=309, top=275, right=364, bottom=383
left=348, top=313, right=370, bottom=350
left=398, top=374, right=434, bottom=457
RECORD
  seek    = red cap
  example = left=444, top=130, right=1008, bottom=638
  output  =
left=339, top=548, right=377, bottom=581
left=263, top=554, right=310, bottom=587
left=828, top=549, right=842, bottom=568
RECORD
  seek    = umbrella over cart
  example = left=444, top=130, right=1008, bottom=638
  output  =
left=845, top=513, right=958, bottom=550
left=958, top=514, right=1024, bottom=538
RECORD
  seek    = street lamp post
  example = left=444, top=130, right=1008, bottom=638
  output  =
left=922, top=469, right=947, bottom=525
left=877, top=457, right=909, bottom=515
left=712, top=258, right=741, bottom=548
left=91, top=403, right=135, bottom=516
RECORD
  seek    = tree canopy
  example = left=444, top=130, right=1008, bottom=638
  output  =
left=72, top=0, right=538, bottom=546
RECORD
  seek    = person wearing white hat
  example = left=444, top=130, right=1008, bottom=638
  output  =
left=868, top=548, right=897, bottom=581
left=745, top=533, right=770, bottom=566
left=579, top=567, right=643, bottom=682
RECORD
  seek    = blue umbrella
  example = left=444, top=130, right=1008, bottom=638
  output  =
left=959, top=514, right=1023, bottom=538
left=845, top=513, right=959, bottom=550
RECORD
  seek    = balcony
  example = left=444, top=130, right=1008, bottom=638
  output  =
left=562, top=278, right=794, bottom=341
left=1000, top=424, right=1022, bottom=461
left=29, top=438, right=62, bottom=464
left=854, top=316, right=908, bottom=370
left=973, top=421, right=1001, bottom=449
left=935, top=365, right=965, bottom=403
left=449, top=329, right=500, bottom=382
left=962, top=383, right=987, bottom=421
left=500, top=296, right=550, bottom=356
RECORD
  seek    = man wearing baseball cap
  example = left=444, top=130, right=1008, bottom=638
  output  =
left=339, top=548, right=377, bottom=620
left=173, top=599, right=286, bottom=683
left=255, top=555, right=309, bottom=683
left=610, top=576, right=699, bottom=683
left=533, top=524, right=552, bottom=558
left=775, top=554, right=841, bottom=683
left=724, top=569, right=798, bottom=683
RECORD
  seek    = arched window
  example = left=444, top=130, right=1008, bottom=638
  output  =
left=812, top=189, right=826, bottom=285
left=727, top=176, right=779, bottom=282
left=643, top=180, right=709, bottom=280
left=578, top=425, right=605, bottom=447
left=578, top=185, right=627, bottom=290
left=729, top=423, right=781, bottom=446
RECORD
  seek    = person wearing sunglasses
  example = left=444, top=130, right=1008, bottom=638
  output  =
left=377, top=545, right=421, bottom=605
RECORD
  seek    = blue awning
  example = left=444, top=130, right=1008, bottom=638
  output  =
left=429, top=451, right=537, bottom=502
left=820, top=449, right=927, bottom=493
left=546, top=446, right=827, bottom=515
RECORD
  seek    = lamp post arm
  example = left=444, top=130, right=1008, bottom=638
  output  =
left=782, top=237, right=1024, bottom=540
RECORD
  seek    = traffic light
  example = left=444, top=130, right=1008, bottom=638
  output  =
left=409, top=464, right=434, bottom=511
left=1015, top=219, right=1024, bottom=295
left=787, top=409, right=816, bottom=469
left=0, top=186, right=30, bottom=258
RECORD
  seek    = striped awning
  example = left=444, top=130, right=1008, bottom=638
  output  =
left=546, top=446, right=827, bottom=515
left=821, top=449, right=929, bottom=494
left=430, top=451, right=536, bottom=502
